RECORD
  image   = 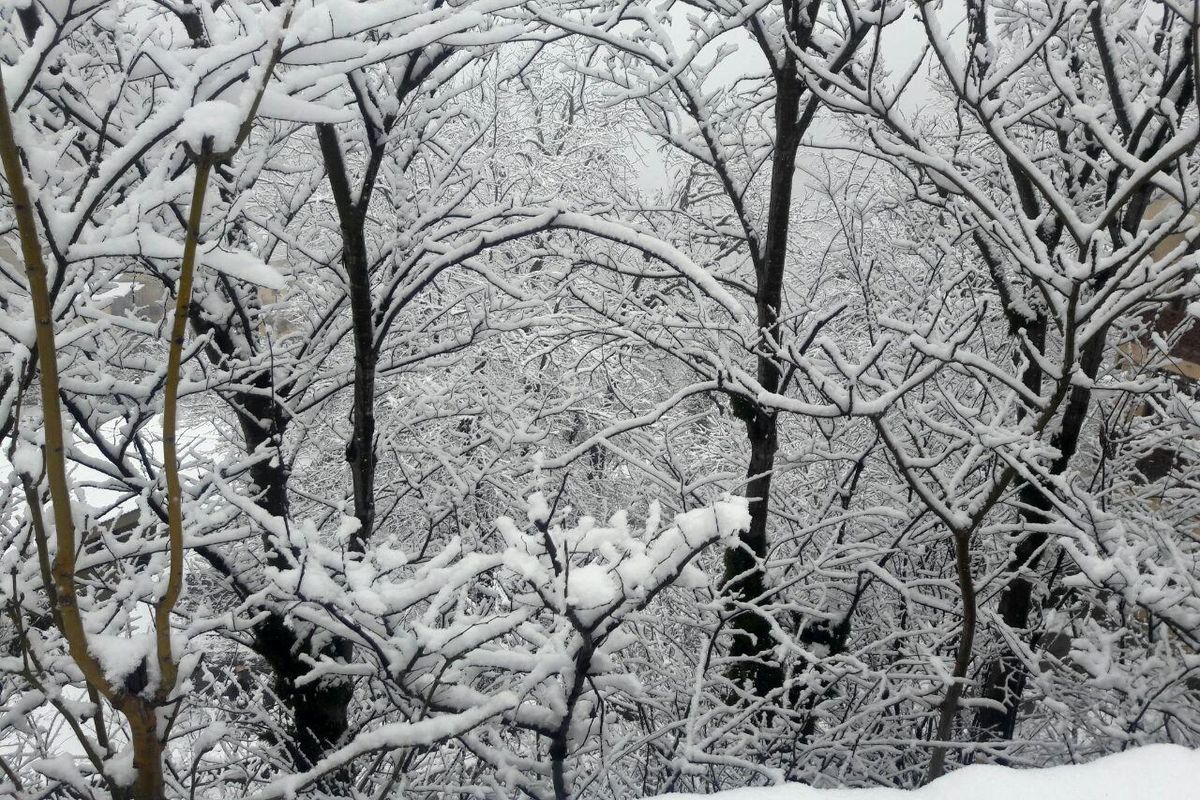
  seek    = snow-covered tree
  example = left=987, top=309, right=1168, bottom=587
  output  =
left=4, top=0, right=1200, bottom=798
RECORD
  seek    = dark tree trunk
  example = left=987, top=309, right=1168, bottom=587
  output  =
left=254, top=614, right=353, bottom=771
left=724, top=406, right=784, bottom=695
left=191, top=295, right=355, bottom=776
left=720, top=68, right=802, bottom=699
left=343, top=230, right=377, bottom=552
left=973, top=329, right=1107, bottom=745
left=317, top=122, right=377, bottom=553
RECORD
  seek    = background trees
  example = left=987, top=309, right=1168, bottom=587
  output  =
left=785, top=0, right=1200, bottom=776
left=2, top=0, right=1199, bottom=798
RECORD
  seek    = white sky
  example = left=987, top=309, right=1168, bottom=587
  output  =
left=627, top=1, right=970, bottom=194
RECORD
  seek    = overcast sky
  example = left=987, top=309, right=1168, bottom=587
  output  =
left=627, top=1, right=970, bottom=195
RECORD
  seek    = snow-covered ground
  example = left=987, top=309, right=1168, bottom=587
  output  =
left=651, top=745, right=1199, bottom=799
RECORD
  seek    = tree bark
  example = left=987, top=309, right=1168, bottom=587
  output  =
left=317, top=122, right=377, bottom=552
left=720, top=67, right=802, bottom=699
left=724, top=406, right=784, bottom=695
left=126, top=702, right=165, bottom=800
left=187, top=239, right=355, bottom=782
left=973, top=329, right=1107, bottom=745
left=343, top=229, right=377, bottom=552
left=254, top=614, right=353, bottom=772
left=925, top=528, right=979, bottom=783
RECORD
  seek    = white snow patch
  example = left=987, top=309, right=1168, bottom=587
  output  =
left=200, top=246, right=287, bottom=290
left=177, top=101, right=243, bottom=153
left=566, top=563, right=616, bottom=610
left=649, top=744, right=1200, bottom=800
left=257, top=89, right=353, bottom=123
left=88, top=634, right=151, bottom=688
left=527, top=491, right=551, bottom=525
left=10, top=440, right=41, bottom=477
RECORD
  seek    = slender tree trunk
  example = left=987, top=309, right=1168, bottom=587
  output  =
left=925, top=528, right=979, bottom=783
left=343, top=231, right=377, bottom=551
left=317, top=122, right=377, bottom=552
left=971, top=488, right=1048, bottom=742
left=720, top=69, right=802, bottom=699
left=724, top=408, right=783, bottom=695
left=189, top=302, right=354, bottom=771
left=973, top=329, right=1107, bottom=745
left=2, top=68, right=172, bottom=798
left=236, top=389, right=353, bottom=772
left=127, top=703, right=165, bottom=800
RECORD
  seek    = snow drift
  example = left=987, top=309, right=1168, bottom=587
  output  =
left=651, top=745, right=1200, bottom=800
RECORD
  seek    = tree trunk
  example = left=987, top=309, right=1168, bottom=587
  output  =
left=127, top=702, right=164, bottom=800
left=255, top=614, right=353, bottom=772
left=191, top=303, right=354, bottom=775
left=720, top=68, right=802, bottom=699
left=971, top=483, right=1049, bottom=742
left=723, top=408, right=783, bottom=696
left=343, top=230, right=377, bottom=552
left=925, top=528, right=979, bottom=783
left=973, top=330, right=1107, bottom=745
left=317, top=121, right=377, bottom=552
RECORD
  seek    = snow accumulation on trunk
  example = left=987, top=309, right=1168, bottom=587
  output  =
left=650, top=745, right=1199, bottom=799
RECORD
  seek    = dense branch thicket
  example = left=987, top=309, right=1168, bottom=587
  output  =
left=1, top=0, right=1198, bottom=798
